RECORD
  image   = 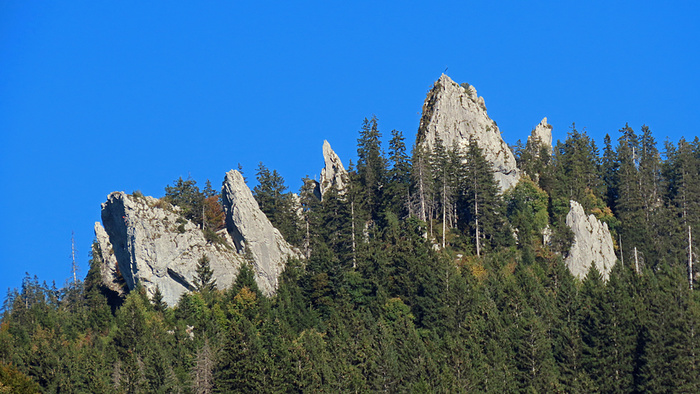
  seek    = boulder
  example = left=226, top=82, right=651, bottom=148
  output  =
left=565, top=200, right=616, bottom=281
left=97, top=192, right=242, bottom=306
left=417, top=74, right=520, bottom=192
left=221, top=170, right=300, bottom=295
left=319, top=140, right=348, bottom=197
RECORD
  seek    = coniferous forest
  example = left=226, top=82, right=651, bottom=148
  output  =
left=2, top=117, right=700, bottom=393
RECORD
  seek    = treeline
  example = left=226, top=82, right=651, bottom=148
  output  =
left=1, top=118, right=699, bottom=392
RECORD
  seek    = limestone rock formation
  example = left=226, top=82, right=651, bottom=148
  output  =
left=527, top=117, right=553, bottom=155
left=97, top=192, right=242, bottom=306
left=94, top=221, right=125, bottom=296
left=565, top=200, right=616, bottom=281
left=221, top=170, right=300, bottom=294
left=417, top=74, right=520, bottom=192
left=95, top=222, right=125, bottom=296
left=320, top=140, right=348, bottom=197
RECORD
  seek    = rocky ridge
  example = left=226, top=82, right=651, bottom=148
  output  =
left=95, top=170, right=300, bottom=306
left=94, top=74, right=619, bottom=305
left=565, top=200, right=616, bottom=281
left=417, top=74, right=520, bottom=192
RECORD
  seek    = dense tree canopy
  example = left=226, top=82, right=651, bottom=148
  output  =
left=2, top=119, right=700, bottom=392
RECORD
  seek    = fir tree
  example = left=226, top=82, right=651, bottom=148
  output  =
left=386, top=129, right=411, bottom=217
left=356, top=116, right=387, bottom=220
left=458, top=140, right=508, bottom=256
left=194, top=255, right=216, bottom=293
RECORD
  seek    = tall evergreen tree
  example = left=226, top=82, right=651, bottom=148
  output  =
left=356, top=116, right=388, bottom=220
left=549, top=124, right=602, bottom=208
left=253, top=162, right=300, bottom=246
left=386, top=129, right=411, bottom=217
left=195, top=255, right=216, bottom=293
left=458, top=140, right=508, bottom=256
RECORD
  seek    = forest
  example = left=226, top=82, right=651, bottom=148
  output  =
left=1, top=117, right=699, bottom=393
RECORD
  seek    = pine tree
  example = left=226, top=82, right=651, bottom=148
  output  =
left=411, top=142, right=433, bottom=225
left=215, top=317, right=269, bottom=392
left=386, top=129, right=411, bottom=217
left=549, top=124, right=602, bottom=208
left=356, top=116, right=387, bottom=220
left=298, top=176, right=322, bottom=258
left=601, top=133, right=619, bottom=210
left=430, top=137, right=455, bottom=248
left=458, top=140, right=508, bottom=256
left=253, top=162, right=300, bottom=245
left=616, top=124, right=647, bottom=266
left=151, top=286, right=167, bottom=313
left=195, top=255, right=216, bottom=293
left=164, top=175, right=205, bottom=226
left=191, top=339, right=214, bottom=394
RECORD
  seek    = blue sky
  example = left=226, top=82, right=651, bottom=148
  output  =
left=1, top=1, right=699, bottom=296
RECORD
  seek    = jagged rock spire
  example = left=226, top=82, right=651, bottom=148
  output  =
left=319, top=140, right=348, bottom=197
left=527, top=117, right=553, bottom=155
left=221, top=170, right=300, bottom=293
left=417, top=74, right=520, bottom=192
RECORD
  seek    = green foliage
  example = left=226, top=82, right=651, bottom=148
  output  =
left=0, top=362, right=41, bottom=393
left=356, top=115, right=388, bottom=219
left=253, top=162, right=301, bottom=246
left=505, top=177, right=549, bottom=248
left=194, top=255, right=216, bottom=293
left=4, top=117, right=700, bottom=393
left=164, top=176, right=226, bottom=241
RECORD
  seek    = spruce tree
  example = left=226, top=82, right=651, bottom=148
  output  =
left=616, top=124, right=647, bottom=266
left=356, top=116, right=387, bottom=220
left=458, top=140, right=507, bottom=256
left=195, top=255, right=216, bottom=293
left=386, top=129, right=411, bottom=217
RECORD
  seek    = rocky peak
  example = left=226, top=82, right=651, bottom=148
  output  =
left=95, top=171, right=302, bottom=306
left=221, top=170, right=300, bottom=294
left=417, top=74, right=520, bottom=192
left=527, top=117, right=553, bottom=155
left=565, top=200, right=616, bottom=281
left=319, top=140, right=348, bottom=197
left=97, top=192, right=242, bottom=306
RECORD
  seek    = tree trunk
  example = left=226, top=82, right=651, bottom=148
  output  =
left=475, top=189, right=480, bottom=257
left=689, top=226, right=694, bottom=290
left=442, top=177, right=447, bottom=249
left=351, top=201, right=357, bottom=269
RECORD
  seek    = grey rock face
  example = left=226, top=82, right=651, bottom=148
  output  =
left=97, top=192, right=242, bottom=306
left=565, top=200, right=616, bottom=281
left=417, top=74, right=520, bottom=192
left=527, top=117, right=553, bottom=155
left=94, top=221, right=125, bottom=296
left=320, top=140, right=348, bottom=197
left=221, top=170, right=300, bottom=295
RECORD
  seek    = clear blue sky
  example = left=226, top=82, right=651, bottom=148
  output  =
left=1, top=2, right=699, bottom=296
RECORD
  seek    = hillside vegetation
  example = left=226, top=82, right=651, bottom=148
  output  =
left=2, top=117, right=700, bottom=393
